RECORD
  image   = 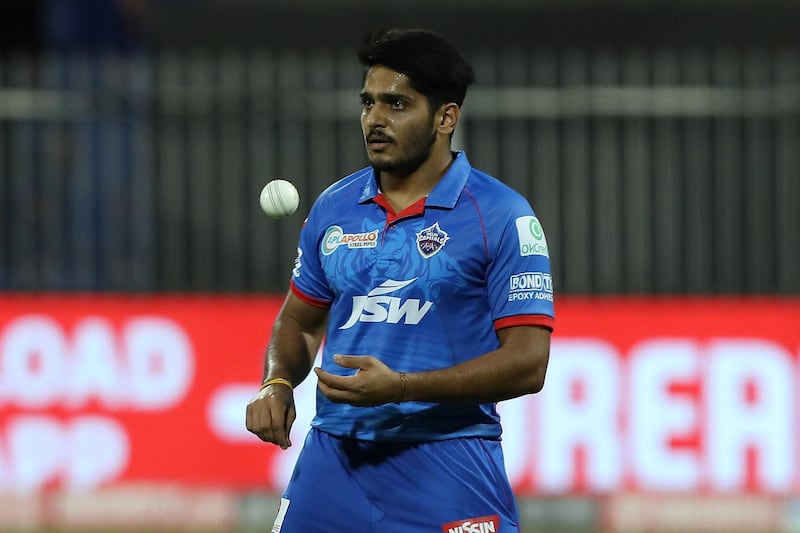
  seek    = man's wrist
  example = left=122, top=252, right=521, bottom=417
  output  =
left=260, top=377, right=293, bottom=392
left=395, top=371, right=408, bottom=403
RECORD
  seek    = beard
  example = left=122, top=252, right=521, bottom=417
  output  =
left=368, top=124, right=438, bottom=177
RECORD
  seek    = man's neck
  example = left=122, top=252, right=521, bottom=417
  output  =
left=378, top=149, right=455, bottom=213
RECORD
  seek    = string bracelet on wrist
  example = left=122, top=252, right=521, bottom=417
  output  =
left=396, top=371, right=407, bottom=404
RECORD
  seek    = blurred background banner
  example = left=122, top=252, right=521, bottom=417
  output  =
left=1, top=1, right=800, bottom=532
left=1, top=295, right=799, bottom=530
left=0, top=294, right=280, bottom=492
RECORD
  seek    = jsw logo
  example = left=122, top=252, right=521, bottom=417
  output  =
left=339, top=278, right=433, bottom=330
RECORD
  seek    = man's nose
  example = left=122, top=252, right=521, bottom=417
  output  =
left=364, top=104, right=387, bottom=127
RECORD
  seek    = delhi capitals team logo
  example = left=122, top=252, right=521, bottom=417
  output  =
left=416, top=222, right=449, bottom=258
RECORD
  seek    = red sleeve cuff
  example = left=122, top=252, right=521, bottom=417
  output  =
left=289, top=280, right=331, bottom=309
left=494, top=314, right=554, bottom=332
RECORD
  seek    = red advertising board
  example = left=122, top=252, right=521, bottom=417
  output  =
left=0, top=295, right=282, bottom=491
left=502, top=297, right=800, bottom=495
left=0, top=295, right=799, bottom=495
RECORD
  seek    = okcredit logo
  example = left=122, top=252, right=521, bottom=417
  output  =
left=515, top=216, right=549, bottom=257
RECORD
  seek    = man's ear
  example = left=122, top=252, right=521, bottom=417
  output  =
left=437, top=103, right=460, bottom=135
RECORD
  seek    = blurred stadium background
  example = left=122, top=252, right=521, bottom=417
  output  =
left=1, top=1, right=799, bottom=532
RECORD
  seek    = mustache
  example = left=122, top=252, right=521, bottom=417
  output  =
left=366, top=130, right=393, bottom=143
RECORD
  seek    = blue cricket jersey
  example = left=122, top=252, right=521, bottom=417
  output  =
left=290, top=152, right=554, bottom=442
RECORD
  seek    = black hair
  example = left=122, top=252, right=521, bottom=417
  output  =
left=357, top=28, right=476, bottom=111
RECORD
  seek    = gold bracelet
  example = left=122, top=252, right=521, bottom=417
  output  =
left=260, top=377, right=293, bottom=392
left=397, top=372, right=407, bottom=403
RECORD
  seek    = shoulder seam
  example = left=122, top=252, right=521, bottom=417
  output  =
left=462, top=187, right=490, bottom=260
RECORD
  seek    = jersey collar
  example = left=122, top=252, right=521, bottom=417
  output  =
left=358, top=151, right=471, bottom=209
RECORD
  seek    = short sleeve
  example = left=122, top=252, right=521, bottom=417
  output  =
left=290, top=199, right=334, bottom=306
left=486, top=200, right=555, bottom=330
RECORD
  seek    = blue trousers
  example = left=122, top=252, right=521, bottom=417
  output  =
left=271, top=428, right=521, bottom=533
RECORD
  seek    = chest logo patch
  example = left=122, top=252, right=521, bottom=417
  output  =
left=416, top=222, right=450, bottom=258
left=321, top=225, right=379, bottom=255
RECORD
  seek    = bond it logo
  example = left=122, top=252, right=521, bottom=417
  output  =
left=509, top=271, right=553, bottom=302
left=515, top=216, right=549, bottom=257
left=441, top=514, right=500, bottom=533
left=321, top=225, right=378, bottom=255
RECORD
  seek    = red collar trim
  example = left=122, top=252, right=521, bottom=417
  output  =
left=373, top=194, right=427, bottom=224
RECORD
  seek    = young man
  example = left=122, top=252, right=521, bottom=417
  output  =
left=246, top=28, right=554, bottom=533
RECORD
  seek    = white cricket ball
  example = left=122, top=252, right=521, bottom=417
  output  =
left=259, top=179, right=299, bottom=218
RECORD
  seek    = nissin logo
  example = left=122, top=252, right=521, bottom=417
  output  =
left=339, top=278, right=433, bottom=330
left=441, top=515, right=500, bottom=533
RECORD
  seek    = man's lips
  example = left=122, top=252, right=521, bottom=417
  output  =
left=367, top=134, right=393, bottom=147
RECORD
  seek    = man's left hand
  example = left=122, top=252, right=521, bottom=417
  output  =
left=314, top=354, right=403, bottom=406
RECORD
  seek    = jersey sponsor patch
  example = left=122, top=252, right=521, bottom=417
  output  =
left=515, top=216, right=549, bottom=257
left=339, top=278, right=433, bottom=330
left=508, top=271, right=553, bottom=302
left=416, top=222, right=450, bottom=258
left=441, top=514, right=500, bottom=533
left=321, top=225, right=379, bottom=255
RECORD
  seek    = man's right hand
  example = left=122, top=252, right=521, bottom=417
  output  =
left=245, top=383, right=295, bottom=449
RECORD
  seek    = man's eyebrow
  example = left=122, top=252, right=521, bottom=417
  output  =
left=359, top=91, right=412, bottom=102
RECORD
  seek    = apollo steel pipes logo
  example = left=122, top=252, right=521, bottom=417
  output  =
left=515, top=215, right=549, bottom=257
left=321, top=225, right=379, bottom=255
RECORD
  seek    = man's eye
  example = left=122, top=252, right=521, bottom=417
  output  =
left=391, top=100, right=405, bottom=109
